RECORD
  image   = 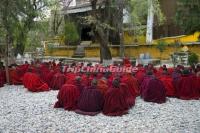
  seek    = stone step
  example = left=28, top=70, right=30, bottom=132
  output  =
left=72, top=45, right=85, bottom=58
left=80, top=41, right=92, bottom=46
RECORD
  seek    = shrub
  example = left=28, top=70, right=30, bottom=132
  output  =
left=63, top=21, right=79, bottom=45
left=188, top=53, right=199, bottom=66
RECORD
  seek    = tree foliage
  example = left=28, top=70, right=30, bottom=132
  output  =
left=63, top=21, right=79, bottom=45
left=176, top=0, right=200, bottom=34
left=188, top=53, right=199, bottom=66
left=0, top=0, right=50, bottom=56
left=128, top=0, right=165, bottom=35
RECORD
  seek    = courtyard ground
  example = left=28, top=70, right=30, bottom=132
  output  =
left=0, top=85, right=199, bottom=133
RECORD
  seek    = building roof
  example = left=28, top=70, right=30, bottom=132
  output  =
left=61, top=1, right=103, bottom=14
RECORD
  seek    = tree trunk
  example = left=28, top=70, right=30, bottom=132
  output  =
left=146, top=0, right=154, bottom=44
left=5, top=34, right=10, bottom=84
left=95, top=26, right=112, bottom=60
left=117, top=0, right=125, bottom=58
left=90, top=0, right=112, bottom=63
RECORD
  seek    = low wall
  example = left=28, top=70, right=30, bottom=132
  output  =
left=45, top=44, right=200, bottom=60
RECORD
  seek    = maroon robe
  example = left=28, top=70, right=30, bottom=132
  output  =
left=159, top=75, right=175, bottom=97
left=50, top=73, right=66, bottom=90
left=0, top=70, right=4, bottom=87
left=176, top=75, right=200, bottom=100
left=9, top=68, right=23, bottom=85
left=121, top=74, right=140, bottom=96
left=75, top=86, right=104, bottom=116
left=141, top=76, right=166, bottom=103
left=103, top=85, right=129, bottom=116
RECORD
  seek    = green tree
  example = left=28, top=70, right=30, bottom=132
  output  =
left=26, top=21, right=50, bottom=52
left=188, top=53, right=199, bottom=66
left=156, top=41, right=167, bottom=66
left=63, top=21, right=79, bottom=45
left=0, top=0, right=49, bottom=83
left=176, top=0, right=200, bottom=34
left=128, top=0, right=165, bottom=36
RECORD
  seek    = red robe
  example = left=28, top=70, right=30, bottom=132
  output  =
left=50, top=73, right=66, bottom=90
left=159, top=75, right=175, bottom=97
left=23, top=72, right=49, bottom=92
left=120, top=83, right=136, bottom=108
left=76, top=86, right=104, bottom=116
left=65, top=73, right=76, bottom=85
left=9, top=69, right=23, bottom=85
left=135, top=69, right=146, bottom=84
left=141, top=76, right=166, bottom=103
left=39, top=64, right=50, bottom=83
left=0, top=70, right=5, bottom=87
left=121, top=74, right=140, bottom=96
left=54, top=84, right=80, bottom=110
left=103, top=85, right=129, bottom=116
left=176, top=75, right=200, bottom=100
left=97, top=79, right=109, bottom=95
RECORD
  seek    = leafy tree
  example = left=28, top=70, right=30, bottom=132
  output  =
left=156, top=41, right=167, bottom=66
left=0, top=0, right=49, bottom=83
left=86, top=0, right=128, bottom=63
left=188, top=53, right=199, bottom=66
left=176, top=0, right=200, bottom=34
left=63, top=21, right=79, bottom=45
left=128, top=0, right=165, bottom=36
left=26, top=21, right=50, bottom=52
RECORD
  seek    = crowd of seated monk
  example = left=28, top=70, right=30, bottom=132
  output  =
left=0, top=59, right=200, bottom=116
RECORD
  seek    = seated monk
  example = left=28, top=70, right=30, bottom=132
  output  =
left=81, top=72, right=91, bottom=87
left=50, top=72, right=66, bottom=90
left=0, top=69, right=4, bottom=87
left=65, top=72, right=76, bottom=85
left=39, top=63, right=50, bottom=83
left=121, top=72, right=140, bottom=96
left=159, top=69, right=175, bottom=97
left=46, top=70, right=56, bottom=87
left=103, top=79, right=130, bottom=116
left=135, top=68, right=146, bottom=85
left=54, top=84, right=80, bottom=110
left=23, top=72, right=49, bottom=92
left=97, top=77, right=109, bottom=95
left=9, top=67, right=23, bottom=85
left=75, top=79, right=104, bottom=116
left=123, top=57, right=131, bottom=67
left=141, top=71, right=166, bottom=103
left=74, top=76, right=84, bottom=94
left=176, top=69, right=200, bottom=100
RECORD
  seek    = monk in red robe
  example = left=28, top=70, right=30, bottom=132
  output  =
left=141, top=71, right=166, bottom=103
left=75, top=79, right=104, bottom=116
left=23, top=72, right=49, bottom=92
left=121, top=73, right=140, bottom=96
left=97, top=78, right=109, bottom=95
left=135, top=68, right=146, bottom=85
left=54, top=84, right=80, bottom=110
left=159, top=70, right=175, bottom=97
left=0, top=68, right=5, bottom=87
left=9, top=67, right=23, bottom=85
left=176, top=69, right=200, bottom=100
left=103, top=79, right=130, bottom=116
left=73, top=76, right=84, bottom=94
left=39, top=63, right=50, bottom=83
left=81, top=73, right=91, bottom=87
left=123, top=57, right=131, bottom=67
left=50, top=72, right=66, bottom=90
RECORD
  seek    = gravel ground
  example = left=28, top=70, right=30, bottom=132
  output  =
left=0, top=85, right=200, bottom=133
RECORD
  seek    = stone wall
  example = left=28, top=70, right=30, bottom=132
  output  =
left=45, top=44, right=200, bottom=60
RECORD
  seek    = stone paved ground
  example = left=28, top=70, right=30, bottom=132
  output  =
left=0, top=85, right=200, bottom=133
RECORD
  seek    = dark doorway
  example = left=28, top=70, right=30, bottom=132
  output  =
left=81, top=27, right=92, bottom=41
